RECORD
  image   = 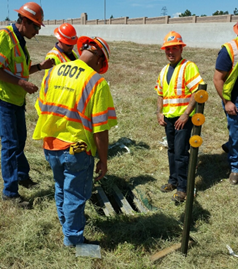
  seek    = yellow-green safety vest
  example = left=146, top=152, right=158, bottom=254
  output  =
left=45, top=46, right=78, bottom=66
left=33, top=59, right=117, bottom=156
left=222, top=37, right=238, bottom=101
left=155, top=59, right=204, bottom=118
left=0, top=25, right=31, bottom=106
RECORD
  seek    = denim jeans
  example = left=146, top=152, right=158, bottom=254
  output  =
left=44, top=149, right=94, bottom=246
left=227, top=112, right=238, bottom=172
left=164, top=116, right=193, bottom=193
left=0, top=100, right=30, bottom=197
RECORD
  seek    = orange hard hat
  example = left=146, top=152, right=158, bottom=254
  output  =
left=161, top=31, right=186, bottom=50
left=15, top=2, right=44, bottom=26
left=233, top=22, right=238, bottom=35
left=54, top=23, right=78, bottom=45
left=77, top=36, right=110, bottom=74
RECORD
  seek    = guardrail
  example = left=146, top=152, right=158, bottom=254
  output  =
left=1, top=13, right=238, bottom=26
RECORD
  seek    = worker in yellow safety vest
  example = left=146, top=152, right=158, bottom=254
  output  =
left=33, top=36, right=117, bottom=247
left=0, top=2, right=54, bottom=208
left=213, top=22, right=238, bottom=185
left=45, top=23, right=78, bottom=67
left=154, top=31, right=204, bottom=203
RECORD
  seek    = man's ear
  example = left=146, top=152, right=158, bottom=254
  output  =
left=22, top=17, right=28, bottom=26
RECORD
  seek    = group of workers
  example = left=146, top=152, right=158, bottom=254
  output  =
left=0, top=1, right=237, bottom=248
left=0, top=2, right=117, bottom=247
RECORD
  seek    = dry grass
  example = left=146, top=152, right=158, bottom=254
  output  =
left=0, top=36, right=237, bottom=269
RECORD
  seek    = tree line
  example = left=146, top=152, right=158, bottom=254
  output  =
left=179, top=8, right=238, bottom=17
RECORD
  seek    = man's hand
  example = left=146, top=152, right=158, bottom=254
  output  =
left=157, top=112, right=167, bottom=126
left=40, top=58, right=55, bottom=70
left=174, top=113, right=189, bottom=130
left=19, top=80, right=38, bottom=94
left=94, top=160, right=107, bottom=181
left=225, top=101, right=238, bottom=115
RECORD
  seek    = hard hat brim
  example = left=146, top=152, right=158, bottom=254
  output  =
left=161, top=42, right=186, bottom=50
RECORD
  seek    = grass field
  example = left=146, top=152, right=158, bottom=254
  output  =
left=0, top=35, right=237, bottom=269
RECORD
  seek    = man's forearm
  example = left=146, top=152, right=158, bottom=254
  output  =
left=157, top=96, right=163, bottom=113
left=184, top=93, right=196, bottom=115
left=94, top=130, right=109, bottom=164
left=0, top=68, right=22, bottom=86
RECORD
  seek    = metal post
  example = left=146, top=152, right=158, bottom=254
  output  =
left=104, top=0, right=106, bottom=24
left=181, top=84, right=207, bottom=255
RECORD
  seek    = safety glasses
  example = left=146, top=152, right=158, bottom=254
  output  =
left=33, top=23, right=41, bottom=31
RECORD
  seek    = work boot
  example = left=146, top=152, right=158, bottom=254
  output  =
left=63, top=237, right=99, bottom=248
left=171, top=191, right=186, bottom=203
left=84, top=237, right=100, bottom=245
left=18, top=177, right=38, bottom=189
left=221, top=143, right=229, bottom=153
left=2, top=194, right=30, bottom=208
left=160, top=183, right=177, bottom=193
left=229, top=172, right=238, bottom=185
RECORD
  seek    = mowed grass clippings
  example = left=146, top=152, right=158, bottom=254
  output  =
left=0, top=35, right=237, bottom=269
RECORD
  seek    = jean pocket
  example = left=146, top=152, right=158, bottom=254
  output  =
left=65, top=151, right=91, bottom=172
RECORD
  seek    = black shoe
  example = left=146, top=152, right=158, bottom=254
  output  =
left=63, top=237, right=99, bottom=248
left=84, top=237, right=100, bottom=245
left=222, top=143, right=229, bottom=153
left=18, top=177, right=38, bottom=189
left=2, top=194, right=30, bottom=208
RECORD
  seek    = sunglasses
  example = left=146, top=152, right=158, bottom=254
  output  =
left=65, top=44, right=74, bottom=47
left=33, top=23, right=41, bottom=31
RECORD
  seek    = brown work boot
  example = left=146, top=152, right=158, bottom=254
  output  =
left=171, top=191, right=186, bottom=203
left=160, top=183, right=177, bottom=193
left=229, top=172, right=238, bottom=185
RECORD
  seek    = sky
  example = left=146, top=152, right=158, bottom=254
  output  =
left=1, top=0, right=238, bottom=22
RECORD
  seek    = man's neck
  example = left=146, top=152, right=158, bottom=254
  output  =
left=170, top=58, right=182, bottom=67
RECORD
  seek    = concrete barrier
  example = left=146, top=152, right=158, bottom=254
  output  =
left=37, top=22, right=236, bottom=49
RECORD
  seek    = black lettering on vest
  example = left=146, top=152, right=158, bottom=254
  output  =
left=75, top=68, right=85, bottom=79
left=69, top=66, right=77, bottom=78
left=63, top=65, right=71, bottom=76
left=58, top=64, right=66, bottom=76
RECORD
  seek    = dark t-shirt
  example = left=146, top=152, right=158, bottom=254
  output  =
left=12, top=24, right=28, bottom=63
left=215, top=46, right=238, bottom=102
left=167, top=62, right=179, bottom=84
left=55, top=42, right=76, bottom=61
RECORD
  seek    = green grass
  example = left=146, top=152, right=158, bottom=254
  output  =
left=0, top=36, right=237, bottom=268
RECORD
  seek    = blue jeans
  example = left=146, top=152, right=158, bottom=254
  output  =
left=227, top=112, right=238, bottom=172
left=164, top=116, right=193, bottom=193
left=0, top=100, right=30, bottom=197
left=44, top=149, right=94, bottom=246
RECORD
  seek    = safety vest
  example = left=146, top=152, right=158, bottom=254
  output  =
left=155, top=59, right=204, bottom=118
left=33, top=59, right=117, bottom=156
left=222, top=37, right=238, bottom=101
left=0, top=25, right=31, bottom=106
left=45, top=46, right=78, bottom=66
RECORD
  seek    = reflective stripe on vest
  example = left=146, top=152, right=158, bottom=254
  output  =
left=157, top=59, right=203, bottom=117
left=222, top=38, right=238, bottom=100
left=47, top=48, right=68, bottom=63
left=38, top=68, right=107, bottom=133
left=0, top=27, right=29, bottom=80
left=0, top=27, right=18, bottom=45
left=162, top=60, right=191, bottom=107
left=223, top=39, right=238, bottom=70
left=92, top=108, right=117, bottom=126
